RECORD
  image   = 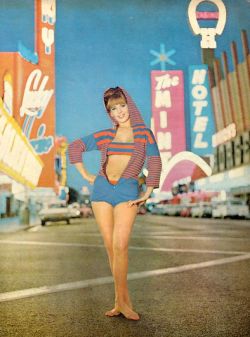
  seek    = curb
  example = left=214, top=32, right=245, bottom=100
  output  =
left=0, top=223, right=39, bottom=234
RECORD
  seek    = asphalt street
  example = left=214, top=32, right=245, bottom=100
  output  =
left=0, top=214, right=250, bottom=337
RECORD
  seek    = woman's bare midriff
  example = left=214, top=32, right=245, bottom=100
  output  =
left=105, top=127, right=134, bottom=181
left=105, top=155, right=131, bottom=181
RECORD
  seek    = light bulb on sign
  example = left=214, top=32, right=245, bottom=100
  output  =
left=188, top=0, right=227, bottom=48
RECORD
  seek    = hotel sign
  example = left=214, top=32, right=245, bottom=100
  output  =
left=189, top=65, right=215, bottom=156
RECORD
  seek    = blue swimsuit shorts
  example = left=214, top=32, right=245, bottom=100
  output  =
left=91, top=175, right=139, bottom=207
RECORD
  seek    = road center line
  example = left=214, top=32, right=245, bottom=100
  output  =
left=134, top=230, right=248, bottom=235
left=0, top=240, right=103, bottom=248
left=52, top=232, right=250, bottom=241
left=0, top=254, right=250, bottom=303
left=0, top=240, right=248, bottom=255
left=133, top=235, right=250, bottom=241
left=129, top=246, right=248, bottom=255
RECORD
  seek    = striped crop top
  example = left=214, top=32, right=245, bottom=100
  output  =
left=68, top=125, right=162, bottom=188
left=107, top=142, right=135, bottom=156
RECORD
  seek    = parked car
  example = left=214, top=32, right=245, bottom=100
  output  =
left=146, top=199, right=166, bottom=213
left=137, top=204, right=147, bottom=215
left=180, top=204, right=192, bottom=217
left=68, top=202, right=93, bottom=218
left=68, top=202, right=81, bottom=218
left=38, top=202, right=80, bottom=226
left=191, top=202, right=212, bottom=218
left=166, top=204, right=183, bottom=216
left=212, top=198, right=249, bottom=219
left=150, top=204, right=168, bottom=215
left=149, top=199, right=173, bottom=215
left=145, top=201, right=157, bottom=212
left=151, top=203, right=182, bottom=216
left=79, top=203, right=93, bottom=218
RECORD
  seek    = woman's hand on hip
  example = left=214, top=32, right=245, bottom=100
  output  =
left=127, top=196, right=148, bottom=207
left=74, top=163, right=96, bottom=185
left=127, top=186, right=154, bottom=207
left=85, top=174, right=96, bottom=185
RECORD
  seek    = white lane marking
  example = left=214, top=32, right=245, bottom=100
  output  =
left=56, top=230, right=242, bottom=236
left=133, top=235, right=250, bottom=241
left=134, top=230, right=249, bottom=235
left=0, top=240, right=104, bottom=248
left=62, top=233, right=249, bottom=241
left=76, top=232, right=250, bottom=242
left=0, top=276, right=113, bottom=303
left=128, top=246, right=249, bottom=255
left=134, top=231, right=194, bottom=235
left=0, top=253, right=250, bottom=303
left=8, top=231, right=247, bottom=241
left=127, top=253, right=250, bottom=279
left=24, top=226, right=249, bottom=236
left=0, top=240, right=249, bottom=255
left=27, top=226, right=41, bottom=232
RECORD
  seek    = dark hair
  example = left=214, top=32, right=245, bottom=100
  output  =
left=104, top=87, right=127, bottom=111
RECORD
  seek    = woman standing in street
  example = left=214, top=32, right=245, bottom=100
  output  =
left=68, top=87, right=162, bottom=320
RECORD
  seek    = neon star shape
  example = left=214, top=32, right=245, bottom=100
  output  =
left=150, top=43, right=176, bottom=70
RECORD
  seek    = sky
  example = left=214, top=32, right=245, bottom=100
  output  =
left=0, top=0, right=249, bottom=192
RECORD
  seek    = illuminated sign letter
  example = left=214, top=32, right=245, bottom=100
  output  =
left=155, top=90, right=171, bottom=108
left=42, top=27, right=55, bottom=55
left=42, top=0, right=56, bottom=25
left=157, top=131, right=172, bottom=150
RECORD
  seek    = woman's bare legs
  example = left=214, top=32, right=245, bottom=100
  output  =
left=91, top=201, right=139, bottom=320
left=112, top=202, right=139, bottom=320
left=91, top=201, right=114, bottom=271
left=91, top=201, right=122, bottom=316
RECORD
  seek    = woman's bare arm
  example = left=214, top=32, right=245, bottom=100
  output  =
left=74, top=162, right=96, bottom=184
left=128, top=186, right=154, bottom=207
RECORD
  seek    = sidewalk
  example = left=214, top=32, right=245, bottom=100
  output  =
left=0, top=215, right=39, bottom=233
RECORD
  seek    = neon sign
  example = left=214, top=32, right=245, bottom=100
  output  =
left=0, top=102, right=43, bottom=188
left=188, top=0, right=226, bottom=48
left=189, top=65, right=215, bottom=155
left=151, top=71, right=186, bottom=191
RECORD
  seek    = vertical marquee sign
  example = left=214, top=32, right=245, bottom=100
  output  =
left=0, top=0, right=56, bottom=188
left=151, top=71, right=186, bottom=191
left=188, top=65, right=215, bottom=156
